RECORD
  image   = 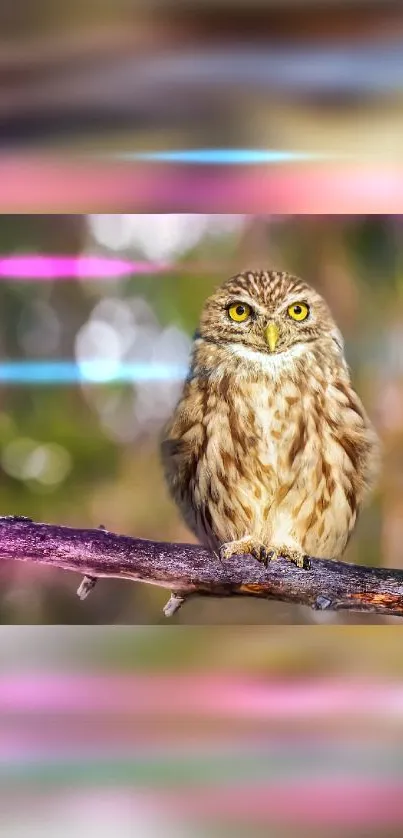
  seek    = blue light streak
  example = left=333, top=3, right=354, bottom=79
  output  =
left=0, top=362, right=187, bottom=385
left=113, top=149, right=333, bottom=165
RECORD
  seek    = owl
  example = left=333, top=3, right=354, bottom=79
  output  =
left=161, top=270, right=379, bottom=570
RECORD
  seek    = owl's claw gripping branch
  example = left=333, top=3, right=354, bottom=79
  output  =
left=220, top=539, right=310, bottom=570
left=1, top=516, right=403, bottom=620
left=219, top=537, right=269, bottom=564
left=268, top=547, right=311, bottom=571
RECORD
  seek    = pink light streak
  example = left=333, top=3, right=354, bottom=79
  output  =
left=2, top=154, right=403, bottom=212
left=0, top=255, right=168, bottom=279
left=1, top=674, right=403, bottom=719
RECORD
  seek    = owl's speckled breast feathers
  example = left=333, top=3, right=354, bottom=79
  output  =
left=161, top=270, right=379, bottom=567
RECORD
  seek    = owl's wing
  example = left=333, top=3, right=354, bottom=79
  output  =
left=160, top=438, right=186, bottom=461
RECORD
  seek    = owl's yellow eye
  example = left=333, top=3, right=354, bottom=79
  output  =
left=228, top=302, right=251, bottom=323
left=288, top=302, right=309, bottom=322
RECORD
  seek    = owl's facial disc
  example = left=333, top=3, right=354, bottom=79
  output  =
left=198, top=272, right=343, bottom=366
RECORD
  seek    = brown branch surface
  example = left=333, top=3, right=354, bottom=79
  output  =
left=0, top=515, right=403, bottom=618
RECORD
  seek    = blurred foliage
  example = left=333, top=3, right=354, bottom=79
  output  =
left=0, top=214, right=401, bottom=623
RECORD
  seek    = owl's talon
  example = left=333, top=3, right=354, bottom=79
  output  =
left=219, top=538, right=268, bottom=564
left=261, top=547, right=269, bottom=565
left=250, top=545, right=269, bottom=565
left=270, top=547, right=311, bottom=571
left=219, top=540, right=310, bottom=570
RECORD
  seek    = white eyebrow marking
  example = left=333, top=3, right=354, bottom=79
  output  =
left=227, top=342, right=308, bottom=377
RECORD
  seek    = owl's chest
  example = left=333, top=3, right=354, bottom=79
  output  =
left=190, top=384, right=306, bottom=542
left=175, top=371, right=359, bottom=556
left=204, top=383, right=306, bottom=486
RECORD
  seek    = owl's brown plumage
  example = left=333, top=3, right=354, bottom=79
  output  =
left=161, top=270, right=379, bottom=568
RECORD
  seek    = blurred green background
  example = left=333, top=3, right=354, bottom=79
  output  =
left=0, top=214, right=399, bottom=624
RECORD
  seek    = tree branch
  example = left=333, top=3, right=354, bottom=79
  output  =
left=0, top=515, right=402, bottom=618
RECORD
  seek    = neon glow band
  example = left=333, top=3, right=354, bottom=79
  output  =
left=0, top=255, right=169, bottom=280
left=0, top=361, right=187, bottom=384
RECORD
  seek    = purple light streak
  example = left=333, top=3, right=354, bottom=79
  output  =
left=0, top=255, right=169, bottom=280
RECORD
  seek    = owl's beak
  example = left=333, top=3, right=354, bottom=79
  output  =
left=264, top=323, right=279, bottom=352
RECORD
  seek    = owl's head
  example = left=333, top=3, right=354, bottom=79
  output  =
left=198, top=270, right=343, bottom=368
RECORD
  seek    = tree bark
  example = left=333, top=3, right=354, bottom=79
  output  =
left=0, top=515, right=402, bottom=618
